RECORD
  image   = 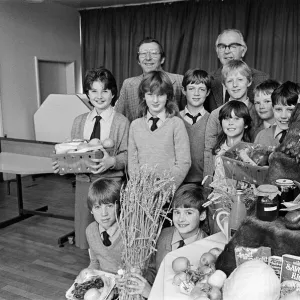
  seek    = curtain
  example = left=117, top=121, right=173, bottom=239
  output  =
left=80, top=0, right=300, bottom=91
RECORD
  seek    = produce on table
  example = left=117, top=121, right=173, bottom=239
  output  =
left=172, top=249, right=225, bottom=299
left=284, top=210, right=300, bottom=230
left=223, top=260, right=280, bottom=300
left=172, top=257, right=191, bottom=273
left=280, top=280, right=300, bottom=299
left=88, top=138, right=101, bottom=146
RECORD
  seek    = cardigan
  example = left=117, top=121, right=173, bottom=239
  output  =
left=180, top=111, right=210, bottom=183
left=205, top=67, right=269, bottom=112
left=71, top=111, right=129, bottom=180
left=86, top=221, right=123, bottom=273
left=115, top=72, right=184, bottom=122
left=128, top=116, right=191, bottom=189
left=254, top=125, right=280, bottom=147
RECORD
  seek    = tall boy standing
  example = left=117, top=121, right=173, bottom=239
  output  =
left=180, top=69, right=211, bottom=185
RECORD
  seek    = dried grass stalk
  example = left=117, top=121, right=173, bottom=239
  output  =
left=117, top=165, right=175, bottom=300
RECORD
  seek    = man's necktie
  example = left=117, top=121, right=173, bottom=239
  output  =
left=279, top=130, right=287, bottom=143
left=90, top=115, right=102, bottom=140
left=177, top=240, right=185, bottom=249
left=186, top=112, right=201, bottom=125
left=150, top=117, right=160, bottom=131
left=102, top=231, right=111, bottom=247
left=224, top=90, right=230, bottom=103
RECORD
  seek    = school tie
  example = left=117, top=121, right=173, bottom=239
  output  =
left=150, top=117, right=160, bottom=131
left=186, top=112, right=201, bottom=125
left=279, top=130, right=287, bottom=143
left=102, top=231, right=111, bottom=247
left=177, top=240, right=185, bottom=249
left=90, top=115, right=102, bottom=140
left=224, top=90, right=230, bottom=103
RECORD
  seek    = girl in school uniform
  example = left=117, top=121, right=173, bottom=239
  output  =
left=128, top=70, right=191, bottom=189
left=55, top=67, right=129, bottom=249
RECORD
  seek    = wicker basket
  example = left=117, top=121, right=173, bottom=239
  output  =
left=51, top=148, right=113, bottom=174
left=221, top=142, right=270, bottom=185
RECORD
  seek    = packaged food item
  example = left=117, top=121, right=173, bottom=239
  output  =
left=234, top=246, right=271, bottom=266
left=281, top=254, right=300, bottom=283
left=268, top=256, right=283, bottom=279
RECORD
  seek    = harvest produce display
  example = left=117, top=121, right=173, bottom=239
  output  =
left=65, top=269, right=115, bottom=300
left=172, top=247, right=226, bottom=300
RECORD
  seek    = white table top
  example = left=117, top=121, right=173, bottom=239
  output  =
left=0, top=152, right=53, bottom=175
left=149, top=232, right=227, bottom=300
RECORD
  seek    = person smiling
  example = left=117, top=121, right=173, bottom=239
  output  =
left=255, top=81, right=298, bottom=147
left=128, top=70, right=191, bottom=189
left=204, top=60, right=259, bottom=182
left=206, top=29, right=269, bottom=112
left=115, top=37, right=184, bottom=122
left=68, top=67, right=129, bottom=249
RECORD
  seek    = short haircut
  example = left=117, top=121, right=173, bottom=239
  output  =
left=271, top=81, right=299, bottom=107
left=221, top=59, right=252, bottom=84
left=87, top=178, right=122, bottom=211
left=182, top=69, right=212, bottom=91
left=136, top=37, right=166, bottom=62
left=254, top=79, right=281, bottom=96
left=172, top=183, right=206, bottom=214
left=83, top=67, right=118, bottom=106
left=138, top=70, right=178, bottom=117
left=215, top=29, right=247, bottom=48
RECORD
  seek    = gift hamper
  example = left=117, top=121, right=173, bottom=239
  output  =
left=221, top=142, right=274, bottom=185
left=52, top=139, right=114, bottom=174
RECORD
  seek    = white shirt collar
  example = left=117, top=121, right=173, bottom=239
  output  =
left=171, top=227, right=201, bottom=247
left=146, top=109, right=167, bottom=122
left=87, top=106, right=114, bottom=122
left=184, top=106, right=206, bottom=117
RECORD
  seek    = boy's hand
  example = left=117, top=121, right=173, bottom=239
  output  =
left=90, top=148, right=116, bottom=174
left=125, top=273, right=151, bottom=299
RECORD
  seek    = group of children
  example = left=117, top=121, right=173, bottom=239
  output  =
left=64, top=58, right=300, bottom=297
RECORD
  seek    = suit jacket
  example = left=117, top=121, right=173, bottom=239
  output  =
left=205, top=67, right=269, bottom=113
left=115, top=71, right=184, bottom=122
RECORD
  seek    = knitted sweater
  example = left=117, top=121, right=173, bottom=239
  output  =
left=86, top=221, right=123, bottom=274
left=71, top=112, right=129, bottom=180
left=128, top=116, right=191, bottom=188
left=181, top=112, right=210, bottom=183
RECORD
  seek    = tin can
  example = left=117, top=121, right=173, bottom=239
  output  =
left=256, top=184, right=280, bottom=222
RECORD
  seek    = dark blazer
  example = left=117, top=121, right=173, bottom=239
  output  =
left=205, top=67, right=269, bottom=113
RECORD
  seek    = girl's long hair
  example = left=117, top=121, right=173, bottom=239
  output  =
left=212, top=100, right=252, bottom=155
left=138, top=71, right=179, bottom=117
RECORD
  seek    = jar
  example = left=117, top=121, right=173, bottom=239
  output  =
left=275, top=179, right=297, bottom=203
left=256, top=184, right=280, bottom=222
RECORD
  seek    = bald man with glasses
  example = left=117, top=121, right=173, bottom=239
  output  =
left=115, top=37, right=184, bottom=122
left=206, top=29, right=269, bottom=112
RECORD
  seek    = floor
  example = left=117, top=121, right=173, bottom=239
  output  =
left=0, top=174, right=89, bottom=300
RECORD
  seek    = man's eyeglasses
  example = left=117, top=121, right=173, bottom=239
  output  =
left=138, top=50, right=161, bottom=58
left=217, top=43, right=243, bottom=52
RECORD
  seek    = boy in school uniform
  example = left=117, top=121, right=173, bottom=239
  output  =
left=121, top=184, right=207, bottom=299
left=204, top=60, right=260, bottom=180
left=180, top=69, right=211, bottom=185
left=253, top=79, right=280, bottom=138
left=85, top=178, right=123, bottom=274
left=255, top=81, right=298, bottom=147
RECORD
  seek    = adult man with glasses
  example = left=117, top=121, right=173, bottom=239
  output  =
left=206, top=29, right=269, bottom=112
left=115, top=37, right=184, bottom=122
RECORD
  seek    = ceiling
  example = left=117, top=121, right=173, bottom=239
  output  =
left=46, top=0, right=181, bottom=9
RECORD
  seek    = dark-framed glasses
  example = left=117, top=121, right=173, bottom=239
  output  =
left=138, top=49, right=161, bottom=58
left=217, top=43, right=243, bottom=52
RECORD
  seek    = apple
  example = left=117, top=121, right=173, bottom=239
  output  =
left=172, top=257, right=190, bottom=274
left=208, top=270, right=227, bottom=289
left=102, top=138, right=114, bottom=148
left=199, top=252, right=216, bottom=266
left=83, top=288, right=101, bottom=300
left=209, top=247, right=223, bottom=259
left=89, top=138, right=101, bottom=146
